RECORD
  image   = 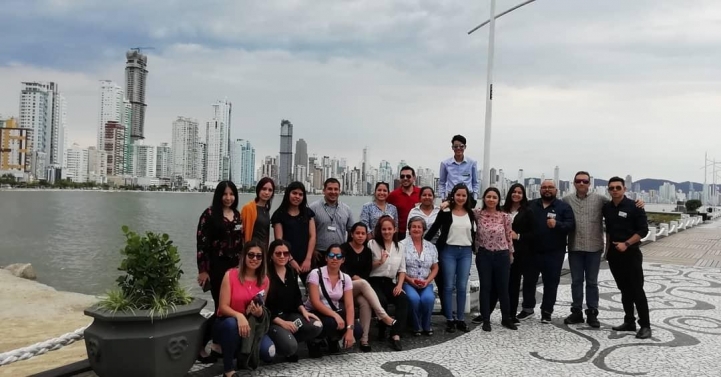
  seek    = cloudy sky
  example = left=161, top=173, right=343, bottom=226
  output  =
left=2, top=0, right=720, bottom=183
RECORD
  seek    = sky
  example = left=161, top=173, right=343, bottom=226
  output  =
left=1, top=0, right=720, bottom=183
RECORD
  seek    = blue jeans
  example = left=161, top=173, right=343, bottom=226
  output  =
left=477, top=249, right=511, bottom=322
left=404, top=283, right=435, bottom=331
left=524, top=250, right=565, bottom=314
left=213, top=317, right=274, bottom=372
left=441, top=245, right=473, bottom=321
left=568, top=250, right=602, bottom=311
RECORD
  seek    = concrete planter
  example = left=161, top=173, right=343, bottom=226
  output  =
left=83, top=298, right=207, bottom=377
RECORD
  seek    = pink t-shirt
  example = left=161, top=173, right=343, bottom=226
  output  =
left=219, top=268, right=270, bottom=316
left=304, top=266, right=353, bottom=311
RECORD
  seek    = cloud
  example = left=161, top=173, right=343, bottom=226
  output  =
left=2, top=0, right=721, bottom=183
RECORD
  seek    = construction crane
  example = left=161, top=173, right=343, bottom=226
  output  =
left=129, top=47, right=155, bottom=54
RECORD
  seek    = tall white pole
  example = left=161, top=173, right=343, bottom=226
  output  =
left=481, top=0, right=497, bottom=192
left=704, top=152, right=708, bottom=207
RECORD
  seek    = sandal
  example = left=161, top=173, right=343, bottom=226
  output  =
left=413, top=330, right=422, bottom=337
left=423, top=329, right=434, bottom=336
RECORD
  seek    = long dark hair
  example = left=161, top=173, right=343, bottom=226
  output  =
left=372, top=215, right=399, bottom=250
left=447, top=183, right=473, bottom=214
left=502, top=183, right=528, bottom=213
left=207, top=181, right=239, bottom=236
left=481, top=187, right=502, bottom=211
left=238, top=240, right=267, bottom=287
left=267, top=239, right=291, bottom=274
left=275, top=181, right=309, bottom=220
left=255, top=177, right=275, bottom=210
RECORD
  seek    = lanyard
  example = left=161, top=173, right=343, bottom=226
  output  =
left=323, top=203, right=339, bottom=224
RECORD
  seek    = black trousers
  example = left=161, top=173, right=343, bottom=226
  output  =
left=368, top=276, right=409, bottom=337
left=202, top=256, right=239, bottom=346
left=607, top=248, right=650, bottom=327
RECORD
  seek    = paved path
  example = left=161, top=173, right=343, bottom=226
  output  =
left=643, top=220, right=721, bottom=267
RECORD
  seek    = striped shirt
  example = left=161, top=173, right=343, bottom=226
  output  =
left=562, top=192, right=609, bottom=252
left=309, top=199, right=355, bottom=252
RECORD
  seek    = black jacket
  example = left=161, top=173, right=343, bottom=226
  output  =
left=425, top=209, right=476, bottom=252
left=529, top=198, right=575, bottom=253
left=510, top=206, right=537, bottom=258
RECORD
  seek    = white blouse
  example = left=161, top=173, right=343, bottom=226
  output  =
left=368, top=239, right=406, bottom=283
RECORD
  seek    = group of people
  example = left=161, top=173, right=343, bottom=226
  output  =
left=194, top=134, right=652, bottom=377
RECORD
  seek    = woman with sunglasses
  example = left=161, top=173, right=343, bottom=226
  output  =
left=304, top=244, right=363, bottom=356
left=196, top=181, right=243, bottom=363
left=403, top=216, right=439, bottom=337
left=265, top=239, right=323, bottom=361
left=360, top=182, right=399, bottom=240
left=368, top=215, right=408, bottom=351
left=241, top=177, right=275, bottom=248
left=473, top=187, right=517, bottom=332
left=341, top=222, right=397, bottom=352
left=214, top=241, right=273, bottom=376
left=426, top=183, right=476, bottom=333
left=271, top=181, right=317, bottom=284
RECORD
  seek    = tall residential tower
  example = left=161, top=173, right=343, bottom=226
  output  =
left=125, top=50, right=148, bottom=141
left=279, top=120, right=293, bottom=187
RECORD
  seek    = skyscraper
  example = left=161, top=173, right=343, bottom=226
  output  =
left=212, top=99, right=232, bottom=180
left=205, top=119, right=226, bottom=183
left=125, top=50, right=148, bottom=141
left=0, top=117, right=32, bottom=173
left=554, top=165, right=560, bottom=188
left=626, top=175, right=634, bottom=191
left=279, top=120, right=293, bottom=187
left=230, top=139, right=256, bottom=188
left=155, top=142, right=172, bottom=180
left=518, top=169, right=524, bottom=184
left=171, top=116, right=200, bottom=180
left=295, top=138, right=308, bottom=170
left=489, top=167, right=497, bottom=186
left=19, top=82, right=66, bottom=178
left=103, top=121, right=125, bottom=176
left=97, top=80, right=124, bottom=150
left=65, top=143, right=88, bottom=183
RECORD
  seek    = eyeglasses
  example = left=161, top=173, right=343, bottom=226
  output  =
left=246, top=253, right=263, bottom=260
left=327, top=252, right=345, bottom=260
left=608, top=186, right=624, bottom=192
left=452, top=144, right=466, bottom=150
left=274, top=251, right=290, bottom=257
left=400, top=174, right=413, bottom=179
left=574, top=179, right=590, bottom=184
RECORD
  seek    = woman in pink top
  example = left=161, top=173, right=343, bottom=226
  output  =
left=215, top=241, right=270, bottom=377
left=473, top=187, right=517, bottom=332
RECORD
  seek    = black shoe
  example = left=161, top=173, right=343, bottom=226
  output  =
left=471, top=315, right=483, bottom=324
left=423, top=329, right=434, bottom=336
left=456, top=320, right=471, bottom=333
left=511, top=316, right=520, bottom=324
left=585, top=309, right=600, bottom=328
left=445, top=320, right=457, bottom=333
left=196, top=353, right=217, bottom=364
left=482, top=321, right=491, bottom=332
left=501, top=319, right=518, bottom=330
left=517, top=310, right=534, bottom=320
left=389, top=338, right=402, bottom=351
left=377, top=326, right=387, bottom=340
left=564, top=311, right=584, bottom=325
left=307, top=341, right=323, bottom=359
left=636, top=327, right=652, bottom=339
left=328, top=339, right=341, bottom=354
left=360, top=343, right=372, bottom=353
left=612, top=322, right=637, bottom=332
left=541, top=311, right=552, bottom=324
left=285, top=354, right=299, bottom=363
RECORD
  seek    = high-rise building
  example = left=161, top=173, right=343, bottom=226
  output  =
left=65, top=143, right=88, bottom=183
left=205, top=119, right=226, bottom=183
left=125, top=50, right=148, bottom=141
left=155, top=142, right=172, bottom=179
left=230, top=139, right=255, bottom=188
left=0, top=117, right=33, bottom=173
left=134, top=144, right=156, bottom=178
left=87, top=147, right=107, bottom=184
left=261, top=155, right=279, bottom=183
left=626, top=175, right=634, bottom=191
left=97, top=80, right=124, bottom=150
left=211, top=99, right=232, bottom=180
left=196, top=141, right=207, bottom=183
left=279, top=120, right=293, bottom=187
left=122, top=99, right=133, bottom=174
left=103, top=121, right=125, bottom=176
left=489, top=167, right=497, bottom=186
left=554, top=165, right=560, bottom=188
left=295, top=138, right=308, bottom=170
left=518, top=169, right=524, bottom=184
left=19, top=82, right=66, bottom=178
left=171, top=116, right=200, bottom=180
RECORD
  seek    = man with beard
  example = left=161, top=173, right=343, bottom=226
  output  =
left=603, top=176, right=651, bottom=339
left=387, top=166, right=421, bottom=240
left=309, top=178, right=355, bottom=266
left=517, top=180, right=575, bottom=324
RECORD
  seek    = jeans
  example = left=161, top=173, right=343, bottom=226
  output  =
left=267, top=312, right=323, bottom=357
left=404, top=283, right=435, bottom=331
left=441, top=245, right=473, bottom=321
left=607, top=248, right=650, bottom=327
left=524, top=250, right=565, bottom=314
left=213, top=317, right=274, bottom=372
left=568, top=250, right=602, bottom=311
left=477, top=249, right=511, bottom=322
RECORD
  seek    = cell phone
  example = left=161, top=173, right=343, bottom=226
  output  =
left=293, top=318, right=303, bottom=328
left=252, top=290, right=265, bottom=306
left=414, top=279, right=424, bottom=286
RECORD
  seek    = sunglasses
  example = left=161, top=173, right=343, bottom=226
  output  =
left=608, top=186, right=624, bottom=192
left=246, top=253, right=263, bottom=260
left=327, top=252, right=345, bottom=260
left=452, top=144, right=466, bottom=150
left=574, top=179, right=590, bottom=184
left=400, top=174, right=413, bottom=179
left=274, top=251, right=290, bottom=257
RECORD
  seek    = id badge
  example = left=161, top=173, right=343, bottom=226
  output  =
left=234, top=224, right=242, bottom=231
left=547, top=213, right=556, bottom=219
left=619, top=211, right=627, bottom=218
left=327, top=226, right=337, bottom=232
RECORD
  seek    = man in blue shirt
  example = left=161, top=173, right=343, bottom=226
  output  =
left=438, top=135, right=479, bottom=206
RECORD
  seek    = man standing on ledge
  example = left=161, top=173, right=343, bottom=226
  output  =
left=387, top=166, right=420, bottom=240
left=439, top=135, right=479, bottom=207
left=602, top=176, right=651, bottom=339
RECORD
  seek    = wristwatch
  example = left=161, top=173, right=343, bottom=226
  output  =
left=624, top=241, right=631, bottom=247
left=346, top=324, right=354, bottom=330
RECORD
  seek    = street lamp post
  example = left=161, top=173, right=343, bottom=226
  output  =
left=469, top=0, right=537, bottom=191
